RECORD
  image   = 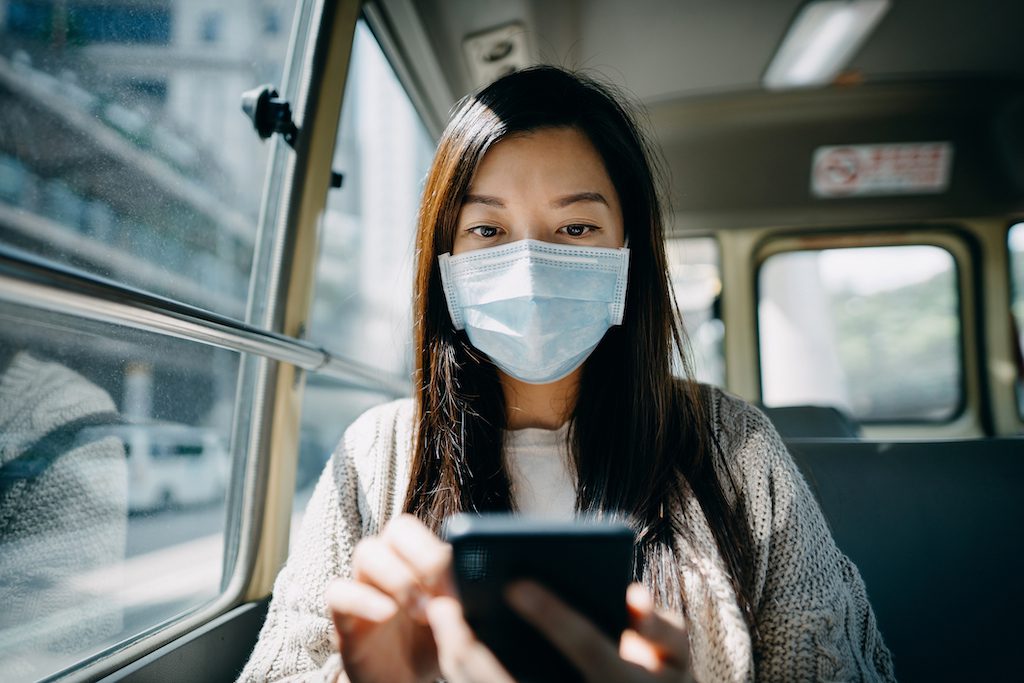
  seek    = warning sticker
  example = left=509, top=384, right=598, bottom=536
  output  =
left=811, top=142, right=953, bottom=198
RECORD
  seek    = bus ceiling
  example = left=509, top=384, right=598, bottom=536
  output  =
left=372, top=0, right=1024, bottom=229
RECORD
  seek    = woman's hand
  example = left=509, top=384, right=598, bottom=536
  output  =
left=326, top=514, right=454, bottom=683
left=425, top=581, right=695, bottom=683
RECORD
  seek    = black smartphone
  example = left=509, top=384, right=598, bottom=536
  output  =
left=443, top=513, right=635, bottom=683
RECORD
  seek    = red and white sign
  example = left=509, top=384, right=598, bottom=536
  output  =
left=811, top=142, right=953, bottom=198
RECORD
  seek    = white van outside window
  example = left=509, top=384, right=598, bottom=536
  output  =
left=78, top=424, right=229, bottom=512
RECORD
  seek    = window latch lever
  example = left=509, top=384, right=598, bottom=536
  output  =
left=241, top=84, right=344, bottom=189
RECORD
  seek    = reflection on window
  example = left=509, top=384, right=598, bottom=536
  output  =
left=0, top=1, right=296, bottom=318
left=759, top=244, right=961, bottom=422
left=0, top=303, right=239, bottom=682
left=1009, top=223, right=1024, bottom=418
left=666, top=237, right=724, bottom=386
left=296, top=21, right=430, bottom=521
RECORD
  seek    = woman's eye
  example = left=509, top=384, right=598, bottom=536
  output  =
left=560, top=224, right=597, bottom=237
left=469, top=225, right=500, bottom=238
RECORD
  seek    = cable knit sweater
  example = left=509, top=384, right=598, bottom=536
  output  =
left=238, top=387, right=895, bottom=682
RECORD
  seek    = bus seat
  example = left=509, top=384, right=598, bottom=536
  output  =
left=761, top=404, right=862, bottom=438
left=786, top=437, right=1024, bottom=683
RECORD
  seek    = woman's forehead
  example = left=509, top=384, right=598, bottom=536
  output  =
left=468, top=128, right=618, bottom=199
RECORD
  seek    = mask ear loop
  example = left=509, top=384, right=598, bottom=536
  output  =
left=623, top=234, right=630, bottom=249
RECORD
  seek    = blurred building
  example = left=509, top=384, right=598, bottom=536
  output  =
left=0, top=0, right=293, bottom=315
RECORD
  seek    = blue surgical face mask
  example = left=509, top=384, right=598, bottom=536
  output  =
left=438, top=239, right=630, bottom=384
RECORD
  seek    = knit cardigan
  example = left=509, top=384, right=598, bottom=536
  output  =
left=238, top=387, right=895, bottom=682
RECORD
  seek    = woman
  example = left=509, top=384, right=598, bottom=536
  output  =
left=239, top=66, right=895, bottom=683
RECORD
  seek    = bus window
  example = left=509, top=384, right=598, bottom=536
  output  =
left=1010, top=222, right=1024, bottom=417
left=758, top=244, right=961, bottom=423
left=294, top=21, right=432, bottom=524
left=666, top=236, right=724, bottom=386
left=0, top=1, right=297, bottom=679
left=0, top=0, right=296, bottom=320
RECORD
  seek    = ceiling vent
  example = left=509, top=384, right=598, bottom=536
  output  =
left=463, top=23, right=533, bottom=89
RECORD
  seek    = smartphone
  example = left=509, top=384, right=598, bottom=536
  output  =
left=443, top=513, right=635, bottom=683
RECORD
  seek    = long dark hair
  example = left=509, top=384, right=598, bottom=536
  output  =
left=403, top=66, right=756, bottom=634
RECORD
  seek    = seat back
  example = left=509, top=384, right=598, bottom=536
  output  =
left=787, top=438, right=1024, bottom=682
left=762, top=404, right=861, bottom=438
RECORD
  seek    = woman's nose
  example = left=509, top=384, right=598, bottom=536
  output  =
left=518, top=219, right=551, bottom=242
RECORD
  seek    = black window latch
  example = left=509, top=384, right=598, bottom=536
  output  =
left=241, top=84, right=343, bottom=189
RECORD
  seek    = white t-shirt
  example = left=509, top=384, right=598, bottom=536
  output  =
left=503, top=422, right=576, bottom=519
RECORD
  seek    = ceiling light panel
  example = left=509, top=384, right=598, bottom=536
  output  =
left=764, top=0, right=890, bottom=90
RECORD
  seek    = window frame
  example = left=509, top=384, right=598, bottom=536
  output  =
left=752, top=226, right=983, bottom=439
left=233, top=0, right=444, bottom=616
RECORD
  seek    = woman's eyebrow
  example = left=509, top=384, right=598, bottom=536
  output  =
left=462, top=194, right=506, bottom=207
left=551, top=192, right=608, bottom=208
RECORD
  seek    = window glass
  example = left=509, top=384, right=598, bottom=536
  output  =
left=305, top=21, right=434, bottom=376
left=0, top=301, right=239, bottom=682
left=295, top=21, right=430, bottom=520
left=1009, top=223, right=1024, bottom=417
left=666, top=237, right=725, bottom=386
left=759, top=244, right=961, bottom=422
left=291, top=380, right=396, bottom=543
left=0, top=4, right=298, bottom=674
left=0, top=1, right=297, bottom=319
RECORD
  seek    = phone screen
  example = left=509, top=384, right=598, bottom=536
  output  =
left=444, top=514, right=635, bottom=683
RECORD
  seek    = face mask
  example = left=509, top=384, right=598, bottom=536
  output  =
left=438, top=239, right=630, bottom=384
